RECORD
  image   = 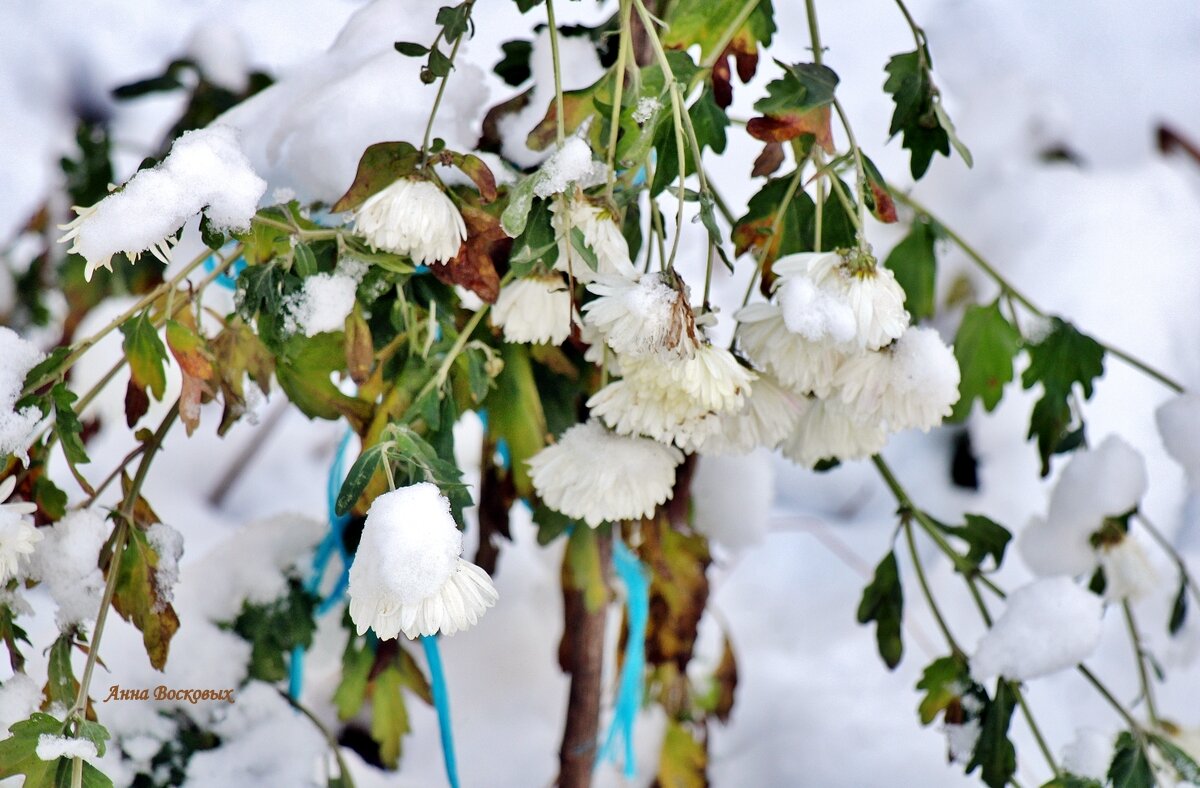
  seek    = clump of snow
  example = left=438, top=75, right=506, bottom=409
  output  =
left=355, top=483, right=461, bottom=604
left=1019, top=435, right=1148, bottom=578
left=59, top=126, right=266, bottom=280
left=146, top=522, right=184, bottom=611
left=282, top=259, right=366, bottom=337
left=0, top=327, right=46, bottom=464
left=30, top=508, right=109, bottom=629
left=186, top=21, right=250, bottom=93
left=970, top=577, right=1103, bottom=682
left=36, top=734, right=99, bottom=761
left=632, top=97, right=661, bottom=125
left=1156, top=393, right=1200, bottom=487
left=1060, top=728, right=1113, bottom=781
left=533, top=137, right=603, bottom=198
left=777, top=274, right=856, bottom=345
left=944, top=718, right=981, bottom=764
left=692, top=452, right=773, bottom=551
left=0, top=674, right=42, bottom=732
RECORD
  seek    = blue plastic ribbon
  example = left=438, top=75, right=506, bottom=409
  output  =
left=597, top=538, right=650, bottom=778
left=423, top=635, right=460, bottom=788
left=202, top=246, right=246, bottom=291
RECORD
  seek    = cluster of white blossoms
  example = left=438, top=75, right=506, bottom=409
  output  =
left=1018, top=435, right=1157, bottom=601
left=353, top=177, right=467, bottom=266
left=0, top=476, right=41, bottom=586
left=735, top=250, right=961, bottom=467
left=347, top=483, right=497, bottom=640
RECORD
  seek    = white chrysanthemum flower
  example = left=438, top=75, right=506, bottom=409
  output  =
left=59, top=201, right=177, bottom=281
left=734, top=303, right=845, bottom=397
left=777, top=251, right=908, bottom=350
left=527, top=420, right=683, bottom=527
left=0, top=476, right=41, bottom=585
left=347, top=483, right=497, bottom=640
left=491, top=273, right=573, bottom=345
left=0, top=328, right=46, bottom=466
left=353, top=178, right=467, bottom=265
left=780, top=396, right=888, bottom=468
left=1098, top=535, right=1158, bottom=601
left=583, top=272, right=698, bottom=360
left=702, top=374, right=802, bottom=455
left=587, top=345, right=755, bottom=450
left=773, top=253, right=857, bottom=345
left=834, top=326, right=961, bottom=432
left=550, top=199, right=638, bottom=282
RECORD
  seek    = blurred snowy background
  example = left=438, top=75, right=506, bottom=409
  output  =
left=3, top=0, right=1200, bottom=785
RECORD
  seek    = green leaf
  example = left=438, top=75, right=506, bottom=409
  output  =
left=532, top=503, right=572, bottom=545
left=933, top=101, right=973, bottom=168
left=1041, top=776, right=1104, bottom=788
left=966, top=681, right=1017, bottom=788
left=689, top=87, right=729, bottom=155
left=951, top=301, right=1021, bottom=421
left=915, top=654, right=969, bottom=725
left=51, top=384, right=90, bottom=466
left=857, top=551, right=904, bottom=669
left=331, top=142, right=421, bottom=213
left=293, top=242, right=318, bottom=277
left=884, top=218, right=937, bottom=321
left=1169, top=580, right=1189, bottom=636
left=226, top=579, right=317, bottom=682
left=483, top=344, right=548, bottom=497
left=1149, top=733, right=1200, bottom=785
left=662, top=0, right=775, bottom=62
left=656, top=719, right=707, bottom=788
left=569, top=227, right=600, bottom=273
left=111, top=526, right=181, bottom=671
left=393, top=41, right=429, bottom=57
left=46, top=634, right=79, bottom=708
left=883, top=49, right=952, bottom=179
left=276, top=333, right=373, bottom=426
left=198, top=214, right=226, bottom=250
left=21, top=347, right=71, bottom=394
left=494, top=39, right=532, bottom=86
left=334, top=637, right=375, bottom=720
left=121, top=312, right=169, bottom=401
left=1108, top=731, right=1154, bottom=788
left=33, top=475, right=67, bottom=521
left=427, top=47, right=452, bottom=78
left=336, top=443, right=385, bottom=517
left=508, top=199, right=559, bottom=276
left=747, top=61, right=838, bottom=149
left=1022, top=317, right=1106, bottom=475
left=370, top=664, right=411, bottom=769
left=500, top=173, right=538, bottom=238
left=0, top=712, right=114, bottom=788
left=435, top=3, right=470, bottom=43
left=938, top=515, right=1012, bottom=571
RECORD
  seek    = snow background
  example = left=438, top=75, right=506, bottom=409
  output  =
left=4, top=0, right=1200, bottom=785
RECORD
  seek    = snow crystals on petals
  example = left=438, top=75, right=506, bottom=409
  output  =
left=58, top=125, right=266, bottom=281
left=0, top=476, right=40, bottom=585
left=347, top=483, right=496, bottom=640
left=0, top=328, right=46, bottom=465
left=583, top=272, right=698, bottom=360
left=970, top=577, right=1102, bottom=682
left=491, top=273, right=574, bottom=345
left=353, top=178, right=466, bottom=265
left=533, top=137, right=604, bottom=199
left=734, top=302, right=843, bottom=398
left=527, top=420, right=683, bottom=527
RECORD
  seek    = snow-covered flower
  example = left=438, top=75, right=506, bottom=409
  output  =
left=1019, top=436, right=1149, bottom=580
left=1060, top=729, right=1114, bottom=783
left=734, top=303, right=846, bottom=397
left=28, top=508, right=106, bottom=628
left=0, top=476, right=40, bottom=585
left=527, top=420, right=683, bottom=527
left=491, top=273, right=574, bottom=345
left=970, top=577, right=1102, bottom=682
left=834, top=326, right=961, bottom=432
left=780, top=396, right=888, bottom=468
left=550, top=198, right=638, bottom=282
left=0, top=327, right=46, bottom=465
left=776, top=250, right=908, bottom=351
left=56, top=126, right=265, bottom=282
left=347, top=483, right=497, bottom=640
left=534, top=137, right=604, bottom=198
left=583, top=272, right=698, bottom=360
left=353, top=178, right=466, bottom=265
left=774, top=254, right=857, bottom=345
left=587, top=345, right=755, bottom=450
left=1097, top=535, right=1157, bottom=601
left=701, top=374, right=802, bottom=455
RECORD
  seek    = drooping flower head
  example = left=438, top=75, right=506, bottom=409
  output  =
left=550, top=198, right=638, bottom=282
left=347, top=483, right=497, bottom=640
left=492, top=273, right=574, bottom=345
left=780, top=396, right=888, bottom=468
left=583, top=271, right=698, bottom=360
left=0, top=476, right=41, bottom=585
left=734, top=302, right=844, bottom=398
left=353, top=178, right=467, bottom=266
left=528, top=420, right=683, bottom=527
left=701, top=373, right=802, bottom=455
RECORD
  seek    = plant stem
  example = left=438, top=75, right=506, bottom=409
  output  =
left=1012, top=684, right=1061, bottom=777
left=1122, top=601, right=1160, bottom=725
left=889, top=189, right=1185, bottom=393
left=1077, top=664, right=1143, bottom=731
left=421, top=33, right=468, bottom=160
left=804, top=0, right=824, bottom=64
left=69, top=401, right=179, bottom=787
left=832, top=99, right=870, bottom=248
left=545, top=0, right=566, bottom=148
left=903, top=518, right=962, bottom=656
left=604, top=0, right=633, bottom=202
left=1136, top=512, right=1200, bottom=607
left=279, top=689, right=357, bottom=788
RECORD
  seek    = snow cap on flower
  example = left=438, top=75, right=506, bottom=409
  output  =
left=528, top=420, right=683, bottom=527
left=353, top=177, right=467, bottom=265
left=776, top=250, right=908, bottom=350
left=491, top=273, right=574, bottom=345
left=583, top=271, right=698, bottom=360
left=970, top=577, right=1102, bottom=682
left=734, top=302, right=845, bottom=397
left=780, top=396, right=887, bottom=468
left=550, top=198, right=638, bottom=282
left=28, top=508, right=107, bottom=628
left=0, top=476, right=40, bottom=585
left=0, top=327, right=46, bottom=465
left=587, top=345, right=754, bottom=450
left=834, top=325, right=961, bottom=432
left=534, top=137, right=605, bottom=198
left=58, top=125, right=265, bottom=281
left=348, top=483, right=497, bottom=640
left=1096, top=535, right=1157, bottom=601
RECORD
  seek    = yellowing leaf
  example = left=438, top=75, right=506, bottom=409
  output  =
left=110, top=526, right=180, bottom=671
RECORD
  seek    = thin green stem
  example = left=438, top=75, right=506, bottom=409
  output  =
left=832, top=98, right=870, bottom=248
left=279, top=689, right=357, bottom=788
left=421, top=34, right=468, bottom=159
left=1122, top=601, right=1160, bottom=725
left=1136, top=512, right=1200, bottom=607
left=410, top=299, right=496, bottom=409
left=1078, top=664, right=1143, bottom=731
left=891, top=0, right=927, bottom=52
left=804, top=0, right=824, bottom=65
left=903, top=518, right=963, bottom=656
left=545, top=0, right=566, bottom=148
left=604, top=0, right=632, bottom=202
left=250, top=214, right=339, bottom=242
